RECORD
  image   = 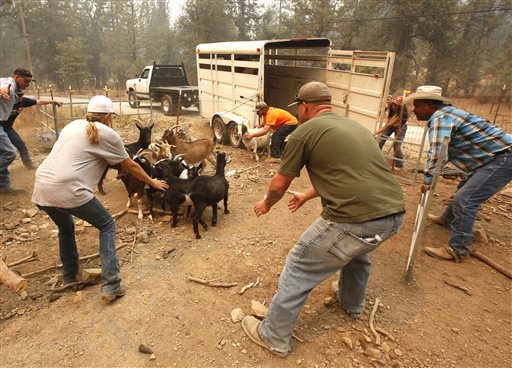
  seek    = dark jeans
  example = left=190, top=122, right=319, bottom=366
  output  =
left=5, top=126, right=32, bottom=166
left=442, top=150, right=512, bottom=255
left=37, top=197, right=121, bottom=293
left=271, top=125, right=297, bottom=158
left=0, top=125, right=16, bottom=189
left=378, top=124, right=408, bottom=168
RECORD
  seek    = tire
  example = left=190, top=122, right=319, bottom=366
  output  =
left=212, top=116, right=227, bottom=144
left=161, top=95, right=176, bottom=116
left=128, top=91, right=140, bottom=108
left=227, top=122, right=243, bottom=148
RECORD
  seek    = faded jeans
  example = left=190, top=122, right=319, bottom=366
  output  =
left=259, top=212, right=405, bottom=355
left=6, top=126, right=32, bottom=166
left=0, top=125, right=17, bottom=189
left=442, top=150, right=512, bottom=256
left=37, top=197, right=121, bottom=294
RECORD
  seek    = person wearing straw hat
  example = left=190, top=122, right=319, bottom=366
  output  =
left=245, top=102, right=298, bottom=158
left=404, top=91, right=512, bottom=263
left=32, top=95, right=168, bottom=304
left=377, top=95, right=409, bottom=169
left=241, top=81, right=405, bottom=357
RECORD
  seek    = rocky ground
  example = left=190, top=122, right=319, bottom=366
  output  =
left=0, top=108, right=511, bottom=368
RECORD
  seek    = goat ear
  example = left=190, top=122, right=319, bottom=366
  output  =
left=148, top=120, right=154, bottom=129
left=135, top=122, right=142, bottom=130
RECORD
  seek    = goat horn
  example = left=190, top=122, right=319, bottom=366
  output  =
left=173, top=153, right=186, bottom=161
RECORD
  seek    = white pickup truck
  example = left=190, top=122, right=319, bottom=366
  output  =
left=126, top=63, right=199, bottom=115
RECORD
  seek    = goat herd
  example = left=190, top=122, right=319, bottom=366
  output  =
left=100, top=119, right=229, bottom=239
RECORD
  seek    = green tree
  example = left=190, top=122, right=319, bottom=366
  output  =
left=175, top=0, right=236, bottom=83
left=55, top=37, right=92, bottom=92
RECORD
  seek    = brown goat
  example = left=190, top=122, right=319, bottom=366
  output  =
left=162, top=126, right=216, bottom=169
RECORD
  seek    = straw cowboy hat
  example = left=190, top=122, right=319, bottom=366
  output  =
left=404, top=92, right=451, bottom=104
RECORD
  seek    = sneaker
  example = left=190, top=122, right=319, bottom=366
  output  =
left=241, top=316, right=288, bottom=358
left=424, top=246, right=468, bottom=263
left=101, top=285, right=127, bottom=304
left=330, top=281, right=362, bottom=320
left=427, top=214, right=447, bottom=227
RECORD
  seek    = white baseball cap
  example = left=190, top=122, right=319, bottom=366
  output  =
left=87, top=95, right=115, bottom=113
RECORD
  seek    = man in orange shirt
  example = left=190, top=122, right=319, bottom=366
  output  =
left=246, top=102, right=298, bottom=158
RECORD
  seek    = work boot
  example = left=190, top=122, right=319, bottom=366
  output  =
left=101, top=285, right=127, bottom=304
left=330, top=281, right=362, bottom=320
left=427, top=214, right=447, bottom=227
left=424, top=246, right=468, bottom=263
left=241, top=316, right=288, bottom=358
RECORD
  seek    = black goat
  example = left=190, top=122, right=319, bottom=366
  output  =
left=188, top=151, right=230, bottom=239
left=161, top=159, right=203, bottom=229
left=117, top=155, right=153, bottom=220
left=98, top=120, right=153, bottom=195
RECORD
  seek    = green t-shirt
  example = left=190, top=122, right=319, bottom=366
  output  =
left=279, top=112, right=405, bottom=223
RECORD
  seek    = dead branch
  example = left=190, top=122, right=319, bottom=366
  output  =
left=444, top=279, right=473, bottom=295
left=375, top=326, right=395, bottom=342
left=236, top=164, right=260, bottom=174
left=50, top=281, right=85, bottom=292
left=369, top=297, right=381, bottom=346
left=21, top=243, right=128, bottom=278
left=112, top=209, right=128, bottom=219
left=292, top=334, right=304, bottom=343
left=239, top=277, right=260, bottom=295
left=471, top=251, right=512, bottom=279
left=187, top=276, right=237, bottom=288
left=7, top=251, right=38, bottom=267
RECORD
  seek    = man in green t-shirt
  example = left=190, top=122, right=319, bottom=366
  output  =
left=241, top=81, right=405, bottom=357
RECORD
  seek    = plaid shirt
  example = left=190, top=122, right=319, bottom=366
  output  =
left=424, top=105, right=512, bottom=185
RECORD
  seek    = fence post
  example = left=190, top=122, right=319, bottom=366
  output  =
left=68, top=86, right=74, bottom=118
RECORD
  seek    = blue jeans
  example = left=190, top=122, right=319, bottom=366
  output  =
left=5, top=126, right=32, bottom=166
left=271, top=125, right=297, bottom=158
left=259, top=212, right=405, bottom=354
left=37, top=197, right=121, bottom=293
left=0, top=125, right=17, bottom=189
left=379, top=124, right=408, bottom=168
left=442, top=150, right=512, bottom=256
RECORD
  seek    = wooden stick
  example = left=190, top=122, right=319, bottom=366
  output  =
left=112, top=209, right=128, bottom=219
left=21, top=243, right=127, bottom=278
left=369, top=297, right=381, bottom=346
left=444, top=279, right=473, bottom=295
left=0, top=259, right=28, bottom=293
left=7, top=251, right=38, bottom=267
left=292, top=334, right=304, bottom=343
left=375, top=326, right=395, bottom=342
left=187, top=276, right=238, bottom=288
left=373, top=115, right=399, bottom=136
left=471, top=251, right=512, bottom=279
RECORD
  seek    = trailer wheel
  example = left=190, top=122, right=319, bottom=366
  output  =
left=128, top=92, right=140, bottom=108
left=212, top=116, right=227, bottom=144
left=161, top=95, right=176, bottom=116
left=227, top=122, right=244, bottom=148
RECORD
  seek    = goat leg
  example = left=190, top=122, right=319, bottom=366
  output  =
left=211, top=204, right=218, bottom=226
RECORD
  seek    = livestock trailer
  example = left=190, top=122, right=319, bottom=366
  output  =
left=196, top=38, right=395, bottom=147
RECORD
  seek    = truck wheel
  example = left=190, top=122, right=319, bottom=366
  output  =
left=227, top=122, right=244, bottom=148
left=161, top=95, right=176, bottom=116
left=212, top=116, right=227, bottom=144
left=128, top=92, right=140, bottom=108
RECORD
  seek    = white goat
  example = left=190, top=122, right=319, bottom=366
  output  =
left=242, top=129, right=271, bottom=162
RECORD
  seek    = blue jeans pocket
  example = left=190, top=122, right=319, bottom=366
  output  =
left=328, top=230, right=382, bottom=263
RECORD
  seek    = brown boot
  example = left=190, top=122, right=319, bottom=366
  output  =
left=427, top=214, right=447, bottom=227
left=241, top=316, right=287, bottom=358
left=424, top=247, right=468, bottom=263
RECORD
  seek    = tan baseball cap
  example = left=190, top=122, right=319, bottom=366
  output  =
left=288, top=81, right=331, bottom=107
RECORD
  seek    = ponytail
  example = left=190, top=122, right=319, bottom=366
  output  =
left=85, top=112, right=107, bottom=145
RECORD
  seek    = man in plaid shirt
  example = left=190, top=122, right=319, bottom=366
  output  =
left=405, top=91, right=511, bottom=263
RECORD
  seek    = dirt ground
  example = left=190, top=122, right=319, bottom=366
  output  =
left=0, top=109, right=511, bottom=368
